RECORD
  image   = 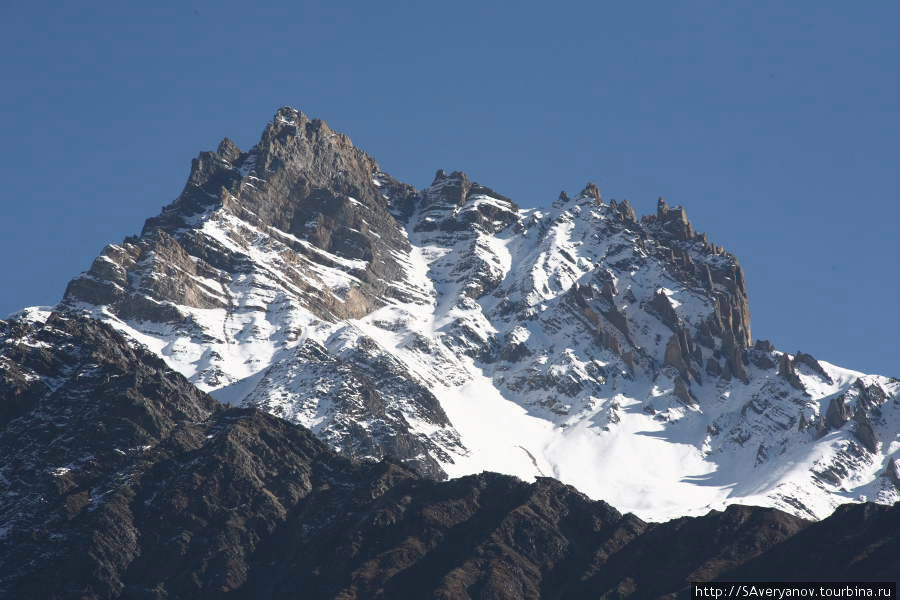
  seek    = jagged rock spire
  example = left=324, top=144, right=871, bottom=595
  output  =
left=216, top=137, right=242, bottom=162
left=581, top=182, right=602, bottom=202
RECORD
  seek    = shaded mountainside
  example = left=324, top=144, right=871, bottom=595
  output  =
left=52, top=106, right=900, bottom=521
left=0, top=313, right=897, bottom=599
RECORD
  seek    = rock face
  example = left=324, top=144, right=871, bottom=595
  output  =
left=239, top=337, right=459, bottom=479
left=40, top=106, right=900, bottom=521
left=1, top=314, right=897, bottom=598
left=725, top=502, right=900, bottom=583
left=60, top=107, right=453, bottom=478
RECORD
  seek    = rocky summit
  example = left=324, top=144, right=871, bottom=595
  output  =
left=2, top=106, right=899, bottom=595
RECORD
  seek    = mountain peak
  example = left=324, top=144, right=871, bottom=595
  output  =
left=580, top=181, right=602, bottom=202
left=273, top=104, right=302, bottom=124
left=53, top=108, right=900, bottom=522
left=216, top=136, right=242, bottom=162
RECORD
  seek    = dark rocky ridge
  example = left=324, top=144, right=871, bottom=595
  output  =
left=1, top=313, right=898, bottom=599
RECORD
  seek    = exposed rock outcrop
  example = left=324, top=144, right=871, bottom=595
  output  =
left=65, top=106, right=420, bottom=325
left=854, top=415, right=881, bottom=454
left=795, top=351, right=834, bottom=384
left=778, top=353, right=806, bottom=392
left=886, top=458, right=900, bottom=489
left=825, top=394, right=853, bottom=430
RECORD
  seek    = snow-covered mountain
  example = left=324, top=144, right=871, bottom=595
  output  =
left=48, top=106, right=900, bottom=521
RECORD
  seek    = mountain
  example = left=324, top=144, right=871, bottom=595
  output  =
left=1, top=312, right=897, bottom=599
left=50, top=106, right=900, bottom=522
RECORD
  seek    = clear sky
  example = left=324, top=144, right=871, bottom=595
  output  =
left=1, top=2, right=897, bottom=375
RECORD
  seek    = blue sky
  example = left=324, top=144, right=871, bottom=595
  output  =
left=1, top=2, right=897, bottom=375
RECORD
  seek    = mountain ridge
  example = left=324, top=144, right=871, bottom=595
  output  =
left=30, top=106, right=900, bottom=521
